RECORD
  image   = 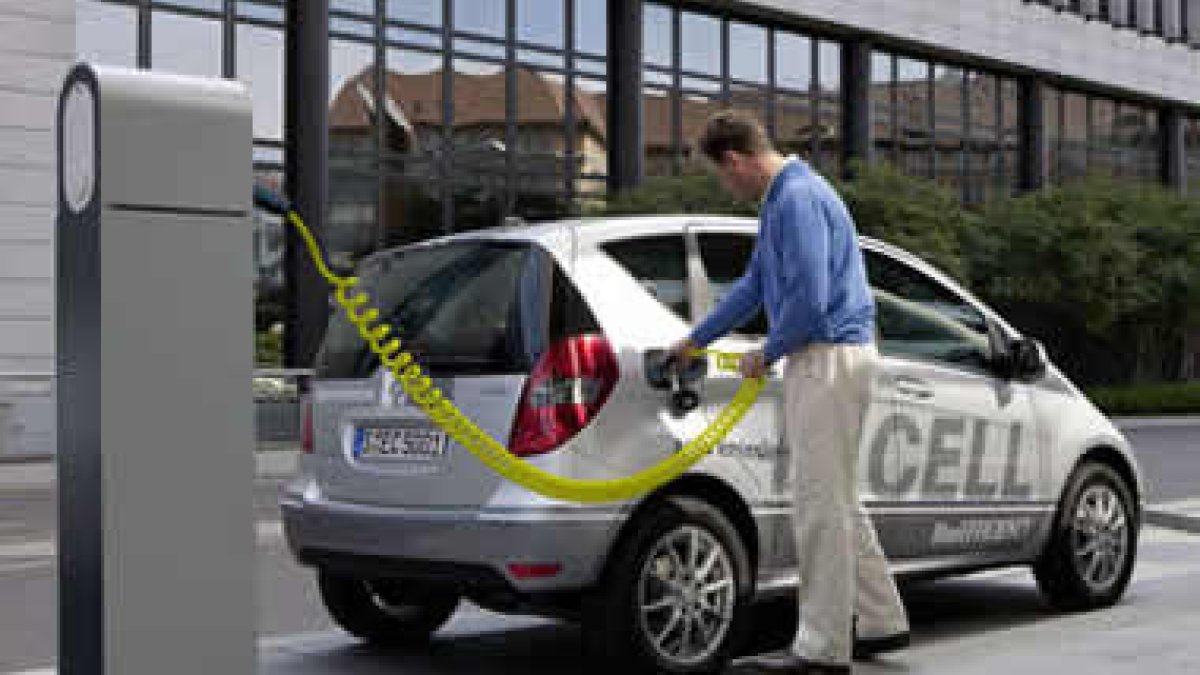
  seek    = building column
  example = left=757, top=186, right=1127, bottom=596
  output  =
left=840, top=39, right=872, bottom=179
left=1018, top=75, right=1048, bottom=192
left=285, top=0, right=331, bottom=368
left=1160, top=106, right=1186, bottom=193
left=607, top=0, right=644, bottom=192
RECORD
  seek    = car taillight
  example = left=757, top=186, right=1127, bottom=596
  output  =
left=508, top=334, right=619, bottom=457
left=301, top=397, right=313, bottom=454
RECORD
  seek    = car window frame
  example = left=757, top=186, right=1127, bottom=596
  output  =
left=684, top=221, right=769, bottom=339
left=862, top=244, right=1004, bottom=379
left=599, top=232, right=695, bottom=323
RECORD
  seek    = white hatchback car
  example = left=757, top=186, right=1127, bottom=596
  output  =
left=282, top=215, right=1143, bottom=674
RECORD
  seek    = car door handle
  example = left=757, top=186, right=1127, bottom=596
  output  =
left=891, top=375, right=934, bottom=400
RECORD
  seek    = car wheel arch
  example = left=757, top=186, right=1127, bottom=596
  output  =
left=604, top=474, right=761, bottom=581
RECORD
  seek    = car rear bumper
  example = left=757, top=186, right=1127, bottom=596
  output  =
left=281, top=479, right=626, bottom=595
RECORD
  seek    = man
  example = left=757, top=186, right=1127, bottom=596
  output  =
left=670, top=112, right=909, bottom=674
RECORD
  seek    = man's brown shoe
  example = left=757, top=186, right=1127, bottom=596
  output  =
left=725, top=650, right=851, bottom=674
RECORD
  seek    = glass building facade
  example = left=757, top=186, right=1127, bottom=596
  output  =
left=870, top=49, right=1021, bottom=203
left=641, top=2, right=842, bottom=178
left=72, top=0, right=1200, bottom=363
left=1044, top=86, right=1162, bottom=184
left=77, top=0, right=287, bottom=331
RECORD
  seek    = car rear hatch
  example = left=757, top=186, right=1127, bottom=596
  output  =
left=308, top=237, right=610, bottom=508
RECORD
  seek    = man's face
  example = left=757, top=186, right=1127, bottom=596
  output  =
left=712, top=151, right=759, bottom=201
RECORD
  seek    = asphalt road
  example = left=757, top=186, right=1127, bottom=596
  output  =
left=0, top=422, right=1196, bottom=673
left=1122, top=424, right=1200, bottom=503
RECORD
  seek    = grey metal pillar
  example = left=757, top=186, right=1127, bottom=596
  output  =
left=841, top=39, right=872, bottom=179
left=1018, top=75, right=1049, bottom=192
left=285, top=0, right=331, bottom=368
left=1160, top=106, right=1186, bottom=193
left=607, top=0, right=644, bottom=192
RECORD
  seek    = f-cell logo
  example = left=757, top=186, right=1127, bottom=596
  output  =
left=867, top=414, right=1034, bottom=499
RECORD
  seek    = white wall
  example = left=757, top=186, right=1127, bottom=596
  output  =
left=753, top=0, right=1200, bottom=105
left=0, top=0, right=74, bottom=455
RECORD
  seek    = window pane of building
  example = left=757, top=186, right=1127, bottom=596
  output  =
left=870, top=52, right=895, bottom=166
left=644, top=2, right=673, bottom=68
left=386, top=0, right=442, bottom=28
left=332, top=0, right=374, bottom=18
left=375, top=48, right=444, bottom=247
left=1186, top=116, right=1200, bottom=197
left=517, top=0, right=564, bottom=48
left=155, top=0, right=222, bottom=12
left=643, top=86, right=676, bottom=177
left=729, top=21, right=767, bottom=84
left=896, top=56, right=931, bottom=179
left=329, top=39, right=379, bottom=269
left=1090, top=97, right=1117, bottom=177
left=681, top=11, right=720, bottom=76
left=1045, top=86, right=1063, bottom=184
left=449, top=58, right=508, bottom=232
left=775, top=32, right=812, bottom=92
left=681, top=93, right=720, bottom=174
left=573, top=76, right=608, bottom=201
left=151, top=10, right=222, bottom=77
left=575, top=0, right=608, bottom=56
left=814, top=40, right=842, bottom=174
left=962, top=72, right=995, bottom=204
left=237, top=23, right=285, bottom=142
left=77, top=0, right=137, bottom=67
left=456, top=0, right=506, bottom=37
left=329, top=39, right=377, bottom=154
left=514, top=68, right=571, bottom=221
left=1061, top=91, right=1089, bottom=180
left=998, top=77, right=1020, bottom=198
left=932, top=65, right=965, bottom=192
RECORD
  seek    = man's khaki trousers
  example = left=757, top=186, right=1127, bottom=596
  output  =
left=784, top=343, right=908, bottom=665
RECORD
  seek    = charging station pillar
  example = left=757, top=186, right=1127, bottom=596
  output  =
left=56, top=64, right=255, bottom=675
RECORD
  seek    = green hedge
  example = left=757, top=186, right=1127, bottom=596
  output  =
left=1085, top=382, right=1200, bottom=416
left=588, top=164, right=1200, bottom=387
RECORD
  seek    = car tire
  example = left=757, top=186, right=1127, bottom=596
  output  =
left=583, top=495, right=754, bottom=674
left=317, top=570, right=460, bottom=645
left=1034, top=461, right=1138, bottom=611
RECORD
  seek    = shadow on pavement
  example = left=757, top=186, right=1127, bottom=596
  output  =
left=263, top=571, right=1065, bottom=674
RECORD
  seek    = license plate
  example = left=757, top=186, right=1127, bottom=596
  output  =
left=354, top=426, right=447, bottom=461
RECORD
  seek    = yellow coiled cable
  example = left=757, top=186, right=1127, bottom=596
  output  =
left=286, top=209, right=765, bottom=503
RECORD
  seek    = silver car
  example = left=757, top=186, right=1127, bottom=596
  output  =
left=282, top=216, right=1143, bottom=673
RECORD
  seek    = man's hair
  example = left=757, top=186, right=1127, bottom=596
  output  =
left=698, top=110, right=773, bottom=164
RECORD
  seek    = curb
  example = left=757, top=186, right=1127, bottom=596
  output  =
left=1113, top=416, right=1200, bottom=430
left=1145, top=500, right=1200, bottom=536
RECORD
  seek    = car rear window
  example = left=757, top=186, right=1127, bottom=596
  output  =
left=315, top=241, right=598, bottom=379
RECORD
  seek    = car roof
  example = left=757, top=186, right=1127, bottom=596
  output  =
left=426, top=214, right=914, bottom=268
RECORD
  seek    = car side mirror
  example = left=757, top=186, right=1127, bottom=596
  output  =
left=1007, top=337, right=1047, bottom=382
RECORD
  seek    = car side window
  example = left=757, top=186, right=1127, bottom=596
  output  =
left=864, top=250, right=993, bottom=372
left=695, top=233, right=769, bottom=336
left=602, top=235, right=690, bottom=320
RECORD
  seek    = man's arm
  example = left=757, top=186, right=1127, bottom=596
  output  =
left=688, top=245, right=764, bottom=348
left=762, top=192, right=830, bottom=365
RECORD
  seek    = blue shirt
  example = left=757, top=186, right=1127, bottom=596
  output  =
left=689, top=159, right=875, bottom=365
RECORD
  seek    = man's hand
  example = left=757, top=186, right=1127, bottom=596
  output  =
left=669, top=338, right=699, bottom=367
left=739, top=349, right=768, bottom=379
